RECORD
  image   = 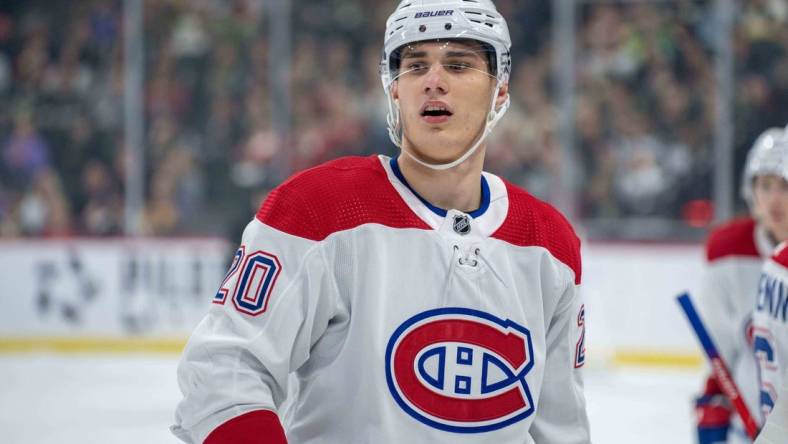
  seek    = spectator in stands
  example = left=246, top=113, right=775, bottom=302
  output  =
left=2, top=107, right=50, bottom=189
left=79, top=159, right=121, bottom=236
left=17, top=167, right=72, bottom=237
left=0, top=0, right=786, bottom=238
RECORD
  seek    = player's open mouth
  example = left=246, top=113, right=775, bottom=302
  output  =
left=420, top=101, right=453, bottom=124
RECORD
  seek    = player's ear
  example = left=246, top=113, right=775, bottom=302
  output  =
left=495, top=82, right=509, bottom=111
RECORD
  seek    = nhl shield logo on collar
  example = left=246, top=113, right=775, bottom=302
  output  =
left=453, top=214, right=471, bottom=235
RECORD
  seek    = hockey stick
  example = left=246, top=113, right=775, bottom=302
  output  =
left=676, top=292, right=759, bottom=440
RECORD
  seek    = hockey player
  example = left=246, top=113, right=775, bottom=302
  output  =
left=752, top=130, right=788, bottom=442
left=694, top=126, right=788, bottom=444
left=754, top=240, right=788, bottom=443
left=172, top=0, right=589, bottom=443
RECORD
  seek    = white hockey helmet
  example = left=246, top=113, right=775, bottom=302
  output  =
left=381, top=0, right=512, bottom=88
left=741, top=126, right=788, bottom=203
left=380, top=0, right=512, bottom=170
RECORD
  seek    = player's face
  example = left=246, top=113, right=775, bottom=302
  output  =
left=391, top=40, right=507, bottom=164
left=753, top=174, right=788, bottom=242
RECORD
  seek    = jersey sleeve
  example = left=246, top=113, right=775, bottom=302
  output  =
left=695, top=259, right=740, bottom=367
left=171, top=217, right=342, bottom=443
left=529, top=269, right=590, bottom=443
left=695, top=219, right=760, bottom=368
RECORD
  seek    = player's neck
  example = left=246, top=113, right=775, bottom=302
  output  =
left=396, top=147, right=486, bottom=215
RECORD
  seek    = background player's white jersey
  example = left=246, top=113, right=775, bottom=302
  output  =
left=172, top=155, right=589, bottom=443
left=695, top=218, right=773, bottom=442
left=754, top=243, right=788, bottom=422
left=754, top=368, right=788, bottom=444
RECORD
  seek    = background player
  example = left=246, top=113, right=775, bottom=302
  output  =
left=693, top=126, right=788, bottom=444
left=172, top=0, right=589, bottom=443
left=754, top=240, right=788, bottom=437
left=752, top=130, right=788, bottom=442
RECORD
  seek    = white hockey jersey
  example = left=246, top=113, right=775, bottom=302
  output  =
left=172, top=155, right=589, bottom=443
left=695, top=217, right=773, bottom=442
left=753, top=242, right=788, bottom=422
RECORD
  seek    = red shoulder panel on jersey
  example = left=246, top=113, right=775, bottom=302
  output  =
left=491, top=180, right=582, bottom=285
left=257, top=156, right=431, bottom=241
left=705, top=217, right=759, bottom=262
left=770, top=241, right=788, bottom=268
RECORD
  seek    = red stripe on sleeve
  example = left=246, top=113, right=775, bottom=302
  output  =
left=204, top=410, right=287, bottom=444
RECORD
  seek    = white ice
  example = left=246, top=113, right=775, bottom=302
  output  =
left=0, top=354, right=701, bottom=443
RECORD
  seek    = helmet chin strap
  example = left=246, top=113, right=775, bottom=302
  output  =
left=396, top=82, right=509, bottom=171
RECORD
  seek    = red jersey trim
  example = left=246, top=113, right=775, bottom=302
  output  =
left=256, top=156, right=431, bottom=241
left=770, top=241, right=788, bottom=268
left=491, top=180, right=582, bottom=285
left=257, top=156, right=580, bottom=284
left=204, top=410, right=287, bottom=444
left=705, top=217, right=759, bottom=262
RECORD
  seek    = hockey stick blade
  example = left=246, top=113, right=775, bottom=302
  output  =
left=676, top=292, right=759, bottom=440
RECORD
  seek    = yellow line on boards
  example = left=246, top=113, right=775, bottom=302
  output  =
left=612, top=350, right=703, bottom=368
left=0, top=339, right=704, bottom=368
left=0, top=338, right=187, bottom=354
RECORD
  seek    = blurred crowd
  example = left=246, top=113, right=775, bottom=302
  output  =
left=0, top=0, right=786, bottom=239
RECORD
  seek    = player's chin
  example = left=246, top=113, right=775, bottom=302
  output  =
left=414, top=142, right=468, bottom=163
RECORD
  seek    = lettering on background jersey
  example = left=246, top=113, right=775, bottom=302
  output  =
left=756, top=273, right=788, bottom=323
left=753, top=327, right=778, bottom=416
left=575, top=304, right=586, bottom=368
left=385, top=308, right=535, bottom=433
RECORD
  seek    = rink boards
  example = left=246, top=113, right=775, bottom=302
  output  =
left=0, top=238, right=229, bottom=353
left=0, top=238, right=705, bottom=367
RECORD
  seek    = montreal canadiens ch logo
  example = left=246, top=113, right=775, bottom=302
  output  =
left=385, top=308, right=535, bottom=433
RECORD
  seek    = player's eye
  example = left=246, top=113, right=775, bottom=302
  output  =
left=759, top=180, right=775, bottom=193
left=405, top=62, right=428, bottom=73
left=446, top=62, right=472, bottom=72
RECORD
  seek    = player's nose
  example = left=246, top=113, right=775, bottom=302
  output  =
left=423, top=64, right=448, bottom=95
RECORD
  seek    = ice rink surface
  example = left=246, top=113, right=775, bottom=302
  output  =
left=0, top=354, right=701, bottom=443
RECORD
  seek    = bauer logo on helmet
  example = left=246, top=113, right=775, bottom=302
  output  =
left=415, top=10, right=454, bottom=18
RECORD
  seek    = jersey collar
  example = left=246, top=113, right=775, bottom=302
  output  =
left=388, top=156, right=490, bottom=218
left=755, top=222, right=778, bottom=258
left=379, top=155, right=509, bottom=237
